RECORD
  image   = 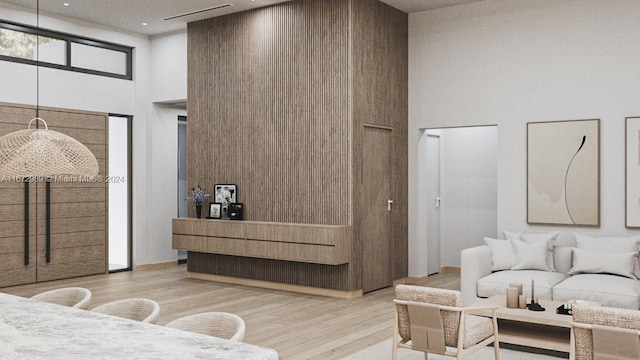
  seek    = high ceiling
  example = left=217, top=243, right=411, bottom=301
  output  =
left=0, top=0, right=484, bottom=36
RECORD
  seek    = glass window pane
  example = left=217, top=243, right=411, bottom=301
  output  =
left=71, top=42, right=127, bottom=75
left=108, top=116, right=130, bottom=271
left=0, top=28, right=66, bottom=65
left=0, top=27, right=36, bottom=58
left=38, top=38, right=66, bottom=65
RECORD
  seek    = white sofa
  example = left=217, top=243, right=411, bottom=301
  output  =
left=461, top=231, right=640, bottom=310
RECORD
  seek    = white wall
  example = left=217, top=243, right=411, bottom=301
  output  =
left=150, top=31, right=187, bottom=103
left=438, top=127, right=497, bottom=267
left=0, top=2, right=187, bottom=268
left=408, top=0, right=640, bottom=276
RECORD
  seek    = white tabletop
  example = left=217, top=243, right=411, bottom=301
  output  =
left=0, top=292, right=278, bottom=360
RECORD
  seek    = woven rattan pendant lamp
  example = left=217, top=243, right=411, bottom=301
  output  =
left=0, top=117, right=98, bottom=178
left=0, top=0, right=98, bottom=179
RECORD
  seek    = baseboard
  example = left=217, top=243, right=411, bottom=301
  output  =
left=440, top=266, right=461, bottom=274
left=393, top=276, right=429, bottom=286
left=187, top=271, right=363, bottom=299
left=392, top=268, right=459, bottom=285
left=135, top=261, right=179, bottom=271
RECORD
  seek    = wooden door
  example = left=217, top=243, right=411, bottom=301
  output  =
left=362, top=126, right=393, bottom=293
left=35, top=109, right=107, bottom=282
left=0, top=104, right=37, bottom=287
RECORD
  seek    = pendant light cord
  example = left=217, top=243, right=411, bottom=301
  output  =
left=35, top=0, right=40, bottom=121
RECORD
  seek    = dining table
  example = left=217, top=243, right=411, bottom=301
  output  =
left=0, top=292, right=278, bottom=359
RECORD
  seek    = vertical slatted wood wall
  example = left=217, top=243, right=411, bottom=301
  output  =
left=187, top=0, right=408, bottom=291
left=188, top=0, right=351, bottom=226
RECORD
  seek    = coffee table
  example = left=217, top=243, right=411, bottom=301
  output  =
left=470, top=295, right=571, bottom=354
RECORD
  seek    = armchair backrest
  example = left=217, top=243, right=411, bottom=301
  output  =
left=395, top=285, right=463, bottom=348
left=572, top=305, right=640, bottom=360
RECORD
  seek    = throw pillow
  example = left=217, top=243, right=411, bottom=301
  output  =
left=521, top=233, right=558, bottom=271
left=503, top=230, right=522, bottom=240
left=568, top=248, right=638, bottom=279
left=484, top=237, right=516, bottom=271
left=510, top=237, right=550, bottom=271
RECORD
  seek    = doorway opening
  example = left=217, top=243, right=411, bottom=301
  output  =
left=177, top=115, right=187, bottom=263
left=419, top=125, right=497, bottom=275
left=108, top=114, right=132, bottom=272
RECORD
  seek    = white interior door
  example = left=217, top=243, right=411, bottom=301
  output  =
left=426, top=133, right=441, bottom=275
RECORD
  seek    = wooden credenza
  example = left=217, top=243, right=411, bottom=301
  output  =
left=0, top=103, right=108, bottom=287
left=172, top=218, right=357, bottom=297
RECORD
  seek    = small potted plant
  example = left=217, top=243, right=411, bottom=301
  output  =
left=188, top=185, right=210, bottom=218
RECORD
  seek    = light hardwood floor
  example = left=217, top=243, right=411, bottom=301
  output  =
left=1, top=265, right=459, bottom=360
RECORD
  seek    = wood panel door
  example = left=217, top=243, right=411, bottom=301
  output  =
left=35, top=109, right=107, bottom=282
left=362, top=126, right=393, bottom=293
left=0, top=103, right=108, bottom=286
left=0, top=105, right=37, bottom=287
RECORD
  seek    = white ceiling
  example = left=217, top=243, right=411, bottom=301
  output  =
left=0, top=0, right=485, bottom=36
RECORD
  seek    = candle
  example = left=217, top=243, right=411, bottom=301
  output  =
left=507, top=287, right=518, bottom=308
left=509, top=283, right=523, bottom=296
left=531, top=279, right=535, bottom=303
left=518, top=295, right=526, bottom=309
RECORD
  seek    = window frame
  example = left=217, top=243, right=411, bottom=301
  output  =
left=0, top=19, right=133, bottom=80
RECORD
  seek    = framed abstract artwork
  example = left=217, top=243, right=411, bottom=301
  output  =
left=527, top=119, right=600, bottom=226
left=626, top=117, right=640, bottom=228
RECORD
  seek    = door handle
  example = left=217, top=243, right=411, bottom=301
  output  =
left=24, top=180, right=29, bottom=266
left=46, top=179, right=51, bottom=263
left=387, top=199, right=394, bottom=212
left=436, top=197, right=441, bottom=208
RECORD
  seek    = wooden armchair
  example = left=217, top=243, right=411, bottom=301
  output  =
left=571, top=304, right=640, bottom=360
left=393, top=285, right=499, bottom=360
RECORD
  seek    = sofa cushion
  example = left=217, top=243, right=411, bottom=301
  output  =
left=552, top=274, right=640, bottom=310
left=484, top=237, right=516, bottom=271
left=568, top=248, right=638, bottom=279
left=477, top=270, right=567, bottom=299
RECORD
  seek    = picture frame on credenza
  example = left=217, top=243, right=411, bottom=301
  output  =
left=209, top=203, right=221, bottom=219
left=214, top=184, right=237, bottom=220
left=214, top=184, right=237, bottom=204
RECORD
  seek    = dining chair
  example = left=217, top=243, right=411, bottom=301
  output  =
left=31, top=287, right=92, bottom=310
left=393, top=284, right=500, bottom=360
left=165, top=311, right=246, bottom=341
left=91, top=298, right=160, bottom=324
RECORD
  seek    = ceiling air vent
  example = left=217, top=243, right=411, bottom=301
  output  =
left=163, top=4, right=234, bottom=20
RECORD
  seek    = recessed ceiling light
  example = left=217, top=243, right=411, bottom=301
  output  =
left=142, top=22, right=148, bottom=26
left=63, top=2, right=69, bottom=5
